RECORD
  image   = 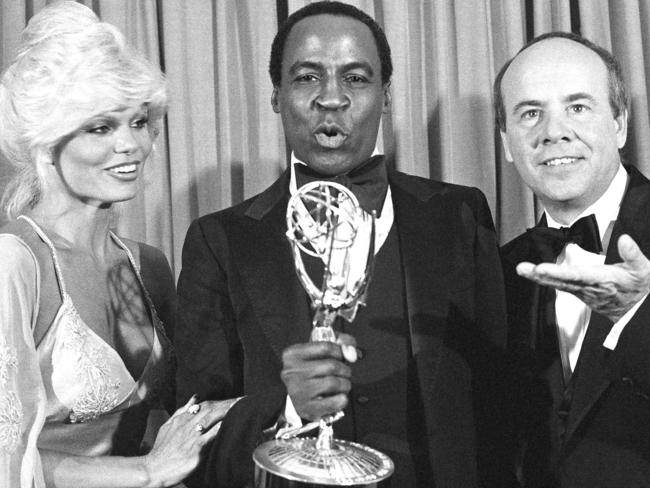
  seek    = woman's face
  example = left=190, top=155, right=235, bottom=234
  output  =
left=54, top=104, right=154, bottom=207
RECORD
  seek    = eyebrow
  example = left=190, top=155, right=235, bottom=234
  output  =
left=511, top=99, right=542, bottom=115
left=343, top=61, right=375, bottom=77
left=287, top=61, right=321, bottom=76
left=287, top=60, right=375, bottom=77
left=565, top=92, right=598, bottom=105
left=84, top=107, right=148, bottom=125
left=511, top=92, right=599, bottom=115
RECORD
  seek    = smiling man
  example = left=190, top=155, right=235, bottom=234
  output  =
left=175, top=2, right=511, bottom=487
left=496, top=32, right=650, bottom=487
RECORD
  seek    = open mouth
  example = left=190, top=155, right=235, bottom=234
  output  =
left=314, top=125, right=348, bottom=149
left=542, top=157, right=580, bottom=166
left=107, top=163, right=138, bottom=175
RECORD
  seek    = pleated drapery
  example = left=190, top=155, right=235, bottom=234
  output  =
left=2, top=0, right=650, bottom=276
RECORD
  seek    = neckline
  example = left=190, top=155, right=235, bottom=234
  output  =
left=57, top=294, right=160, bottom=388
left=18, top=214, right=163, bottom=385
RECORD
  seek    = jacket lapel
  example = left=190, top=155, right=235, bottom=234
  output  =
left=606, top=165, right=650, bottom=263
left=390, top=171, right=457, bottom=478
left=502, top=233, right=544, bottom=352
left=389, top=170, right=449, bottom=363
left=236, top=170, right=312, bottom=359
left=563, top=165, right=650, bottom=444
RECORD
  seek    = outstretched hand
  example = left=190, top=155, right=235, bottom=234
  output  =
left=517, top=234, right=650, bottom=323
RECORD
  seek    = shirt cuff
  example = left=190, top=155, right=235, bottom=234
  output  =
left=262, top=395, right=304, bottom=440
left=603, top=292, right=650, bottom=350
left=283, top=395, right=303, bottom=428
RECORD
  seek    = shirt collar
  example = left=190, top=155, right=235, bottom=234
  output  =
left=545, top=164, right=628, bottom=241
left=289, top=148, right=382, bottom=196
left=288, top=149, right=394, bottom=253
left=288, top=148, right=390, bottom=218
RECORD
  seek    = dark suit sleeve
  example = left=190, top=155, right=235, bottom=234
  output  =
left=612, top=294, right=650, bottom=394
left=175, top=218, right=286, bottom=487
left=466, top=189, right=517, bottom=487
left=176, top=218, right=243, bottom=405
left=469, top=189, right=507, bottom=347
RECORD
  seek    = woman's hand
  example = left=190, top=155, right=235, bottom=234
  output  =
left=142, top=395, right=242, bottom=488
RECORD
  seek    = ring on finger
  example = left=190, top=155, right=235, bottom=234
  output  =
left=195, top=423, right=205, bottom=433
left=188, top=404, right=201, bottom=415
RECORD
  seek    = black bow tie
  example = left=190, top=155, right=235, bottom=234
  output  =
left=527, top=214, right=603, bottom=262
left=294, top=155, right=388, bottom=216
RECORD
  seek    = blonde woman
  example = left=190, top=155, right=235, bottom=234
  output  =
left=0, top=2, right=235, bottom=487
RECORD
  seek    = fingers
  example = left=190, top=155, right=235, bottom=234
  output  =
left=339, top=343, right=358, bottom=363
left=283, top=341, right=346, bottom=362
left=189, top=397, right=244, bottom=443
left=282, top=367, right=352, bottom=419
left=191, top=411, right=220, bottom=440
left=172, top=394, right=198, bottom=417
left=517, top=261, right=583, bottom=284
left=518, top=236, right=650, bottom=288
left=517, top=261, right=618, bottom=288
left=282, top=354, right=352, bottom=380
left=285, top=373, right=352, bottom=397
left=166, top=395, right=241, bottom=442
left=281, top=360, right=352, bottom=420
left=285, top=389, right=349, bottom=421
left=618, top=235, right=650, bottom=284
left=282, top=335, right=359, bottom=363
left=147, top=397, right=241, bottom=480
left=516, top=238, right=650, bottom=325
left=280, top=338, right=358, bottom=420
left=517, top=261, right=575, bottom=288
left=515, top=261, right=535, bottom=277
left=199, top=421, right=222, bottom=444
left=336, top=334, right=358, bottom=363
left=618, top=234, right=644, bottom=266
left=298, top=393, right=349, bottom=419
left=198, top=397, right=243, bottom=424
left=335, top=333, right=357, bottom=348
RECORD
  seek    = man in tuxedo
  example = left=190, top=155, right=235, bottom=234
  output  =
left=496, top=32, right=650, bottom=487
left=176, top=2, right=511, bottom=486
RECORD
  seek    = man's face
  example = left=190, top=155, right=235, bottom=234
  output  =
left=272, top=14, right=390, bottom=176
left=500, top=38, right=627, bottom=221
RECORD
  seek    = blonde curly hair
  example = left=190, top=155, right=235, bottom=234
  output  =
left=0, top=1, right=168, bottom=219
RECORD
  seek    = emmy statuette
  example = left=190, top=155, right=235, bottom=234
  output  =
left=253, top=181, right=394, bottom=487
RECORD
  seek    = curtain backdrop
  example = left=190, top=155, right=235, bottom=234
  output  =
left=2, top=0, right=650, bottom=277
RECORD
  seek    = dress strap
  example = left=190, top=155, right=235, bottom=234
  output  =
left=17, top=215, right=68, bottom=298
left=110, top=233, right=176, bottom=406
left=109, top=233, right=163, bottom=329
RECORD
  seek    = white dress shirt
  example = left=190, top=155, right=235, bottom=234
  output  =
left=545, top=164, right=646, bottom=380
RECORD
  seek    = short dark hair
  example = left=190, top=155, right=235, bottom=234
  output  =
left=269, top=1, right=393, bottom=86
left=493, top=31, right=629, bottom=131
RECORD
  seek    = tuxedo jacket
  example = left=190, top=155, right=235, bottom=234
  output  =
left=501, top=165, right=650, bottom=487
left=176, top=164, right=512, bottom=487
